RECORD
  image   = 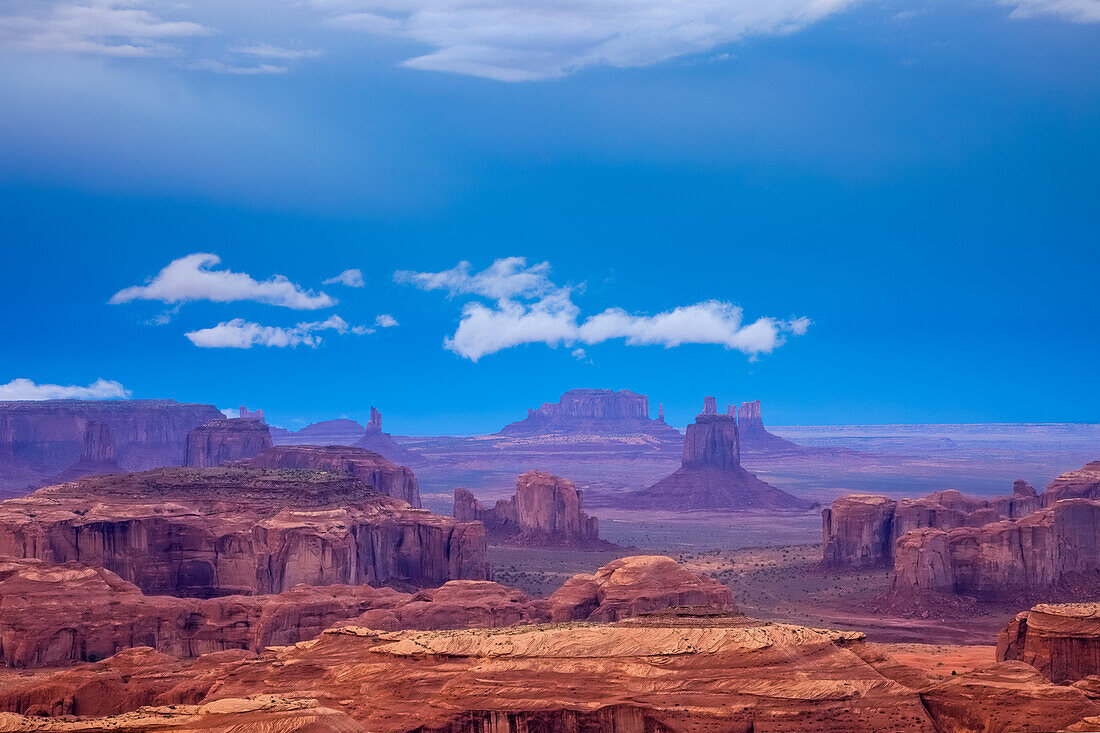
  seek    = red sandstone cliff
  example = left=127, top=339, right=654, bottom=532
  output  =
left=998, top=602, right=1100, bottom=684
left=184, top=418, right=272, bottom=468
left=239, top=444, right=420, bottom=507
left=0, top=466, right=484, bottom=596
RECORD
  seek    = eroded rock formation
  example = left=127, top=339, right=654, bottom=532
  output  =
left=239, top=445, right=420, bottom=507
left=44, top=421, right=123, bottom=485
left=453, top=471, right=613, bottom=549
left=0, top=555, right=731, bottom=668
left=0, top=400, right=223, bottom=489
left=0, top=466, right=485, bottom=596
left=352, top=407, right=419, bottom=464
left=497, top=389, right=681, bottom=439
left=184, top=418, right=272, bottom=468
left=822, top=481, right=1046, bottom=569
left=998, top=602, right=1100, bottom=684
left=736, top=399, right=799, bottom=451
left=546, top=555, right=735, bottom=622
left=625, top=401, right=810, bottom=510
left=237, top=406, right=265, bottom=422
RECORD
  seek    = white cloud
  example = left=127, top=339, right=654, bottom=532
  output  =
left=571, top=348, right=587, bottom=360
left=184, top=314, right=362, bottom=348
left=111, top=253, right=335, bottom=310
left=317, top=0, right=868, bottom=81
left=0, top=378, right=131, bottom=401
left=375, top=313, right=398, bottom=327
left=395, top=257, right=554, bottom=301
left=323, top=268, right=366, bottom=288
left=230, top=43, right=323, bottom=60
left=0, top=0, right=209, bottom=58
left=220, top=407, right=236, bottom=418
left=186, top=59, right=289, bottom=75
left=999, top=0, right=1100, bottom=21
left=399, top=257, right=809, bottom=361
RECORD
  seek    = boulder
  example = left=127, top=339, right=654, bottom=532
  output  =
left=184, top=418, right=272, bottom=468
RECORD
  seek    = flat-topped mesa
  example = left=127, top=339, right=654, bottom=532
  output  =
left=353, top=408, right=419, bottom=465
left=453, top=470, right=613, bottom=549
left=998, top=602, right=1100, bottom=684
left=496, top=388, right=681, bottom=439
left=0, top=399, right=224, bottom=489
left=1041, top=461, right=1100, bottom=505
left=822, top=480, right=1046, bottom=569
left=0, top=466, right=486, bottom=596
left=237, top=405, right=265, bottom=422
left=239, top=444, right=420, bottom=507
left=623, top=399, right=810, bottom=511
left=184, top=418, right=272, bottom=468
left=268, top=418, right=366, bottom=446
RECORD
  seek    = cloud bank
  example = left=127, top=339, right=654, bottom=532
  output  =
left=185, top=314, right=360, bottom=348
left=0, top=378, right=131, bottom=400
left=398, top=257, right=809, bottom=361
left=111, top=253, right=335, bottom=310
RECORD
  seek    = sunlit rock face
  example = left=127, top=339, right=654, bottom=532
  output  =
left=0, top=466, right=485, bottom=597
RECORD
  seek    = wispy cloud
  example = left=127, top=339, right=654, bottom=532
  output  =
left=375, top=313, right=398, bottom=327
left=398, top=257, right=809, bottom=361
left=0, top=377, right=131, bottom=400
left=187, top=59, right=289, bottom=75
left=230, top=43, right=323, bottom=61
left=0, top=0, right=209, bottom=58
left=111, top=253, right=335, bottom=310
left=323, top=268, right=366, bottom=288
left=999, top=0, right=1100, bottom=21
left=184, top=314, right=365, bottom=348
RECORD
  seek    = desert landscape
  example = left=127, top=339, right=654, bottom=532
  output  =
left=0, top=391, right=1099, bottom=731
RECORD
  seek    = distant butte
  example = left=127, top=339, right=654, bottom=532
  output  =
left=352, top=407, right=420, bottom=464
left=268, top=418, right=367, bottom=446
left=621, top=398, right=811, bottom=510
left=497, top=388, right=681, bottom=440
left=454, top=470, right=617, bottom=549
left=184, top=418, right=272, bottom=468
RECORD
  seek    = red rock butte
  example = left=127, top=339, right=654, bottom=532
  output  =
left=184, top=418, right=273, bottom=468
left=0, top=466, right=485, bottom=597
left=454, top=470, right=616, bottom=549
left=624, top=400, right=811, bottom=510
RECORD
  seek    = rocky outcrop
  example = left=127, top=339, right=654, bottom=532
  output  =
left=267, top=419, right=366, bottom=446
left=237, top=406, right=265, bottom=422
left=892, top=498, right=1100, bottom=598
left=546, top=555, right=735, bottom=622
left=497, top=389, right=681, bottom=439
left=239, top=445, right=420, bottom=507
left=822, top=481, right=1047, bottom=569
left=453, top=471, right=613, bottom=549
left=0, top=400, right=223, bottom=489
left=1042, top=461, right=1100, bottom=505
left=998, top=603, right=1100, bottom=684
left=352, top=407, right=419, bottom=464
left=736, top=399, right=800, bottom=451
left=0, top=555, right=730, bottom=668
left=184, top=419, right=272, bottom=468
left=0, top=467, right=486, bottom=596
left=625, top=401, right=810, bottom=510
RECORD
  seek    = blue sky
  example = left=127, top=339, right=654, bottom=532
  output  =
left=0, top=0, right=1097, bottom=433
